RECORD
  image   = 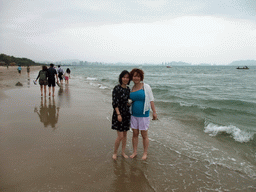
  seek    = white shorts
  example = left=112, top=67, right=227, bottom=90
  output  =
left=130, top=116, right=150, bottom=131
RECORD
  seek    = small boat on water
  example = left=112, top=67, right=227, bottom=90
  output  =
left=166, top=66, right=172, bottom=68
left=236, top=66, right=249, bottom=69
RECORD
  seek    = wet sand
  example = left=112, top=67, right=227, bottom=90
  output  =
left=1, top=67, right=255, bottom=191
left=0, top=68, right=155, bottom=192
left=0, top=66, right=41, bottom=99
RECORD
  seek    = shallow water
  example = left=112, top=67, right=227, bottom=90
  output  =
left=71, top=65, right=256, bottom=190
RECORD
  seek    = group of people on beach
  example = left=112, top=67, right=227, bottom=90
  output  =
left=16, top=65, right=30, bottom=74
left=112, top=68, right=157, bottom=160
left=35, top=64, right=71, bottom=97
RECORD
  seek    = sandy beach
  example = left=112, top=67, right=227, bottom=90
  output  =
left=1, top=66, right=255, bottom=192
left=0, top=66, right=41, bottom=98
left=0, top=67, right=155, bottom=192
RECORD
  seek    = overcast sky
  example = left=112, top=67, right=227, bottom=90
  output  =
left=0, top=0, right=256, bottom=64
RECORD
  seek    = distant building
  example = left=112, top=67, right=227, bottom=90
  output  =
left=10, top=62, right=16, bottom=66
left=0, top=61, right=6, bottom=66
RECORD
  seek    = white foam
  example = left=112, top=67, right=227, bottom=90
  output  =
left=204, top=123, right=254, bottom=143
left=87, top=77, right=97, bottom=81
left=98, top=84, right=107, bottom=89
left=179, top=102, right=206, bottom=109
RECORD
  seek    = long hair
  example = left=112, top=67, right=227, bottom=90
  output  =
left=119, top=70, right=130, bottom=85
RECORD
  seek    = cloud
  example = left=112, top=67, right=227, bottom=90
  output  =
left=25, top=16, right=254, bottom=64
left=0, top=0, right=255, bottom=63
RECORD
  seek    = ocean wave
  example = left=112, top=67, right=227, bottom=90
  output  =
left=87, top=77, right=97, bottom=81
left=204, top=123, right=254, bottom=143
left=156, top=100, right=208, bottom=111
left=214, top=99, right=256, bottom=109
left=156, top=99, right=255, bottom=118
left=98, top=84, right=108, bottom=89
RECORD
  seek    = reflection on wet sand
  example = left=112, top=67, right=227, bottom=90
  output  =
left=34, top=97, right=60, bottom=129
left=111, top=160, right=154, bottom=192
left=27, top=72, right=30, bottom=88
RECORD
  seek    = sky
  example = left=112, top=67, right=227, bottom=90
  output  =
left=0, top=0, right=256, bottom=65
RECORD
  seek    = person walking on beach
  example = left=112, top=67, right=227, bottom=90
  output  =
left=47, top=63, right=58, bottom=97
left=64, top=68, right=71, bottom=84
left=129, top=68, right=157, bottom=160
left=111, top=70, right=131, bottom=160
left=17, top=65, right=21, bottom=75
left=57, top=65, right=64, bottom=84
left=35, top=65, right=48, bottom=97
left=27, top=66, right=30, bottom=74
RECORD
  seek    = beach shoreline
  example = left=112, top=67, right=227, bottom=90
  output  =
left=0, top=66, right=255, bottom=191
left=1, top=68, right=155, bottom=191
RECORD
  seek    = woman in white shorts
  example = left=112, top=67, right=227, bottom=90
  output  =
left=129, top=68, right=157, bottom=160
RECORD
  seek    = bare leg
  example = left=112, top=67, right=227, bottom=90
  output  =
left=141, top=130, right=149, bottom=160
left=121, top=131, right=128, bottom=158
left=52, top=86, right=55, bottom=97
left=40, top=85, right=43, bottom=96
left=49, top=86, right=51, bottom=96
left=130, top=129, right=139, bottom=158
left=43, top=85, right=47, bottom=96
left=112, top=131, right=124, bottom=160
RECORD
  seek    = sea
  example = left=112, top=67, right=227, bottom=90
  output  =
left=70, top=65, right=255, bottom=191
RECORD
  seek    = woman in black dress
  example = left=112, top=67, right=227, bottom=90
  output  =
left=112, top=70, right=131, bottom=160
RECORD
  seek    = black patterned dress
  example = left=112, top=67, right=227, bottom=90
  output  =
left=112, top=85, right=131, bottom=132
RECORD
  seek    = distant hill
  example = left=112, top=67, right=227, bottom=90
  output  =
left=0, top=53, right=39, bottom=66
left=228, top=60, right=256, bottom=66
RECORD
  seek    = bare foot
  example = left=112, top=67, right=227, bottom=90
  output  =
left=122, top=153, right=129, bottom=159
left=141, top=153, right=147, bottom=160
left=130, top=153, right=137, bottom=158
left=112, top=154, right=117, bottom=160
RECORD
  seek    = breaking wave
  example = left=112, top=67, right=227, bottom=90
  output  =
left=204, top=123, right=254, bottom=143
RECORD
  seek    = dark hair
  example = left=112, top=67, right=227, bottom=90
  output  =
left=58, top=65, right=60, bottom=68
left=119, top=70, right=130, bottom=85
left=42, top=65, right=48, bottom=71
left=50, top=63, right=54, bottom=67
left=130, top=68, right=144, bottom=81
left=66, top=68, right=71, bottom=73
